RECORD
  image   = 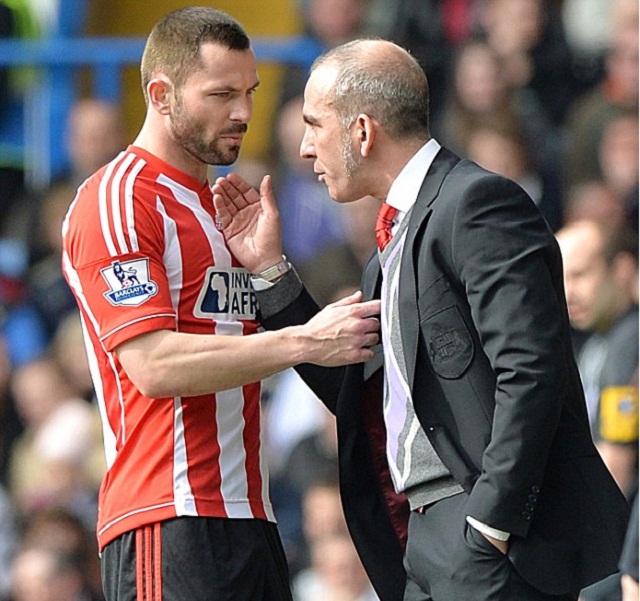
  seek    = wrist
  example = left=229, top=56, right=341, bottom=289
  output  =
left=253, top=255, right=290, bottom=283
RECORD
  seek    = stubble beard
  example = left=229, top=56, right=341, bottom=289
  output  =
left=170, top=99, right=245, bottom=166
left=341, top=130, right=362, bottom=178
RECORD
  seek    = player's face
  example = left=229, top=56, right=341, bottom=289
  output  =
left=300, top=66, right=367, bottom=203
left=170, top=43, right=259, bottom=166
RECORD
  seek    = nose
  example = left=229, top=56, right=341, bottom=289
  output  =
left=300, top=128, right=315, bottom=159
left=562, top=276, right=576, bottom=303
left=231, top=95, right=253, bottom=123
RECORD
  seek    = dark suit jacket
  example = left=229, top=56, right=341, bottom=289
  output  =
left=256, top=148, right=630, bottom=601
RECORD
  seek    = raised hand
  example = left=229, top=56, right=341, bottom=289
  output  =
left=212, top=172, right=284, bottom=274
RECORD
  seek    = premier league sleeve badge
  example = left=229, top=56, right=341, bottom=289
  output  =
left=102, top=258, right=159, bottom=306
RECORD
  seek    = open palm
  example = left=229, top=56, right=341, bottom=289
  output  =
left=212, top=173, right=284, bottom=273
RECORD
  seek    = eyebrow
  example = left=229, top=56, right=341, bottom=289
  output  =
left=303, top=113, right=320, bottom=126
left=206, top=80, right=260, bottom=94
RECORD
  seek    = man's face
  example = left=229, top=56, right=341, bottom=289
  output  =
left=557, top=224, right=617, bottom=331
left=300, top=66, right=365, bottom=202
left=169, top=43, right=259, bottom=166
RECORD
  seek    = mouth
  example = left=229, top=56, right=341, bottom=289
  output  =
left=567, top=304, right=585, bottom=322
left=220, top=125, right=248, bottom=144
left=222, top=135, right=244, bottom=144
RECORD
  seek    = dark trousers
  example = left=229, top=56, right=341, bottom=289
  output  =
left=101, top=517, right=293, bottom=601
left=403, top=493, right=577, bottom=601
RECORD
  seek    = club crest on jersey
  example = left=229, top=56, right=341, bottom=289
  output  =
left=195, top=267, right=257, bottom=320
left=101, top=259, right=158, bottom=306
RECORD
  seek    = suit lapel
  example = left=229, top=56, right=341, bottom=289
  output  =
left=399, top=147, right=461, bottom=390
left=362, top=251, right=384, bottom=381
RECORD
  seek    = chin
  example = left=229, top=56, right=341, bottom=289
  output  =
left=327, top=184, right=357, bottom=204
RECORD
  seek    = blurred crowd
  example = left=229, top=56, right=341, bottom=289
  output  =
left=0, top=1, right=637, bottom=600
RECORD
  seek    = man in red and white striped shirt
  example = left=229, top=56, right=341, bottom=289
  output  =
left=61, top=8, right=380, bottom=601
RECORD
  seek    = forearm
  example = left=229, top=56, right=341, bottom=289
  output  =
left=117, top=291, right=378, bottom=399
left=117, top=328, right=312, bottom=398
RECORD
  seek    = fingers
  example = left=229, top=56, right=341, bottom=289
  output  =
left=362, top=331, right=380, bottom=348
left=328, top=291, right=381, bottom=320
left=351, top=346, right=376, bottom=363
left=212, top=186, right=235, bottom=229
left=213, top=173, right=260, bottom=211
left=308, top=295, right=381, bottom=366
left=354, top=299, right=382, bottom=319
left=329, top=290, right=364, bottom=306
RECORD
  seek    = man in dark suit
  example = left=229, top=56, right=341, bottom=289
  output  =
left=213, top=39, right=630, bottom=601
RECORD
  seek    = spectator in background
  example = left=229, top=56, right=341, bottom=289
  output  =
left=564, top=0, right=639, bottom=191
left=477, top=0, right=576, bottom=127
left=465, top=122, right=563, bottom=230
left=279, top=0, right=369, bottom=107
left=0, top=241, right=46, bottom=370
left=50, top=312, right=95, bottom=403
left=436, top=38, right=556, bottom=177
left=25, top=182, right=78, bottom=342
left=556, top=220, right=639, bottom=499
left=61, top=98, right=126, bottom=189
left=19, top=506, right=104, bottom=601
left=597, top=109, right=639, bottom=229
left=283, top=405, right=339, bottom=500
left=7, top=357, right=103, bottom=529
left=293, top=477, right=378, bottom=601
left=9, top=545, right=92, bottom=601
left=0, top=242, right=48, bottom=481
left=561, top=0, right=612, bottom=94
left=385, top=0, right=482, bottom=129
left=563, top=180, right=627, bottom=230
left=268, top=402, right=340, bottom=579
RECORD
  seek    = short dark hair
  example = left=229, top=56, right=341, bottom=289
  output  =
left=601, top=222, right=639, bottom=266
left=140, top=7, right=250, bottom=103
left=312, top=39, right=430, bottom=140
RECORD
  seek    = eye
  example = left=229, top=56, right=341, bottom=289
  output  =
left=210, top=92, right=230, bottom=98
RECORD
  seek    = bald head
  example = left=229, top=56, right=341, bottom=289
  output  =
left=314, top=38, right=416, bottom=70
left=311, top=39, right=430, bottom=140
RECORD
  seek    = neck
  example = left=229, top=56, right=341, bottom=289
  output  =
left=372, top=137, right=430, bottom=201
left=133, top=117, right=208, bottom=183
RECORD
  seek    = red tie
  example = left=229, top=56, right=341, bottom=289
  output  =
left=375, top=202, right=398, bottom=251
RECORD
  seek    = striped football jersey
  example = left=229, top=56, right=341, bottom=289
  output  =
left=62, top=146, right=274, bottom=551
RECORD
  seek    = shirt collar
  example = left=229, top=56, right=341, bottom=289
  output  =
left=386, top=138, right=441, bottom=215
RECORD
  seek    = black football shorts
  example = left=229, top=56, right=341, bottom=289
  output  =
left=101, top=516, right=293, bottom=601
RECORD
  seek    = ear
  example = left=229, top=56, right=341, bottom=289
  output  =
left=354, top=114, right=377, bottom=158
left=613, top=252, right=638, bottom=289
left=147, top=76, right=173, bottom=115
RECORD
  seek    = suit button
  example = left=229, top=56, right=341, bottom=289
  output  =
left=521, top=511, right=532, bottom=520
left=528, top=494, right=537, bottom=503
left=531, top=485, right=541, bottom=494
left=525, top=503, right=535, bottom=512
